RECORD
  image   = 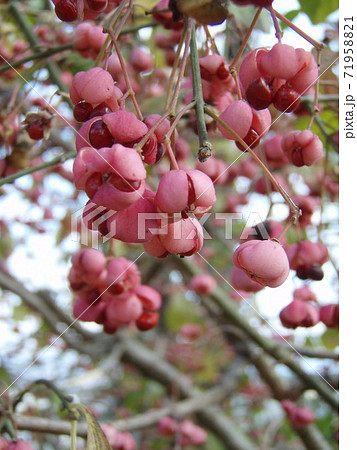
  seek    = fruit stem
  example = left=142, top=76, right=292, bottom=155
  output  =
left=163, top=136, right=180, bottom=171
left=204, top=106, right=301, bottom=222
left=164, top=28, right=186, bottom=111
left=167, top=18, right=194, bottom=115
left=229, top=7, right=262, bottom=69
left=307, top=48, right=322, bottom=130
left=106, top=26, right=143, bottom=120
left=267, top=6, right=283, bottom=42
left=190, top=23, right=212, bottom=162
left=273, top=9, right=324, bottom=50
left=229, top=7, right=262, bottom=100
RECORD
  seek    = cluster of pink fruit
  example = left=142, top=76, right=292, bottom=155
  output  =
left=70, top=65, right=217, bottom=257
left=68, top=248, right=162, bottom=333
left=280, top=286, right=339, bottom=329
left=231, top=221, right=338, bottom=329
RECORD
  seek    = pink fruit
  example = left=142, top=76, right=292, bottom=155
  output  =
left=130, top=47, right=154, bottom=72
left=320, top=303, right=339, bottom=328
left=233, top=239, right=289, bottom=288
left=135, top=284, right=162, bottom=311
left=290, top=407, right=316, bottom=427
left=282, top=130, right=323, bottom=167
left=105, top=292, right=143, bottom=326
left=106, top=190, right=157, bottom=243
left=73, top=297, right=106, bottom=322
left=157, top=416, right=177, bottom=436
left=179, top=420, right=207, bottom=446
left=106, top=257, right=141, bottom=295
left=158, top=217, right=204, bottom=257
left=188, top=274, right=217, bottom=295
left=70, top=67, right=119, bottom=111
left=195, top=157, right=228, bottom=185
left=102, top=110, right=148, bottom=145
left=231, top=266, right=264, bottom=293
left=217, top=100, right=253, bottom=140
left=154, top=169, right=216, bottom=217
left=71, top=248, right=107, bottom=280
left=293, top=286, right=317, bottom=302
left=279, top=299, right=319, bottom=328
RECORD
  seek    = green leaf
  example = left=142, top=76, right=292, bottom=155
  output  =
left=297, top=0, right=339, bottom=24
left=321, top=328, right=339, bottom=350
left=70, top=404, right=112, bottom=450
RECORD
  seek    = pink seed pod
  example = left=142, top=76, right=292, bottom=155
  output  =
left=106, top=257, right=141, bottom=295
left=106, top=190, right=157, bottom=243
left=199, top=54, right=232, bottom=83
left=195, top=157, right=228, bottom=185
left=236, top=107, right=271, bottom=151
left=231, top=267, right=264, bottom=293
left=135, top=284, right=162, bottom=311
left=282, top=130, right=323, bottom=167
left=217, top=100, right=253, bottom=140
left=74, top=22, right=108, bottom=57
left=159, top=217, right=204, bottom=257
left=71, top=248, right=107, bottom=281
left=73, top=297, right=106, bottom=323
left=263, top=134, right=289, bottom=168
left=233, top=239, right=289, bottom=288
left=279, top=299, right=319, bottom=328
left=188, top=274, right=217, bottom=295
left=293, top=286, right=317, bottom=302
left=290, top=407, right=316, bottom=428
left=286, top=241, right=329, bottom=270
left=105, top=292, right=143, bottom=326
left=289, top=49, right=319, bottom=94
left=319, top=303, right=339, bottom=328
left=70, top=67, right=119, bottom=111
left=75, top=144, right=147, bottom=211
left=154, top=169, right=216, bottom=217
left=157, top=416, right=178, bottom=436
left=179, top=420, right=207, bottom=446
left=143, top=114, right=178, bottom=144
left=178, top=323, right=203, bottom=340
left=130, top=47, right=154, bottom=72
left=143, top=235, right=169, bottom=258
left=259, top=43, right=305, bottom=81
left=102, top=110, right=148, bottom=145
left=238, top=48, right=269, bottom=94
left=281, top=399, right=296, bottom=415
